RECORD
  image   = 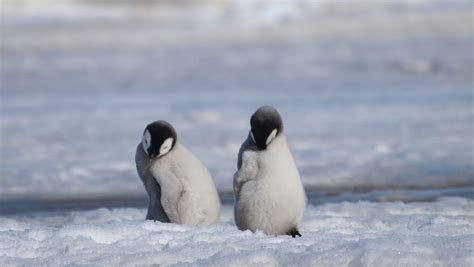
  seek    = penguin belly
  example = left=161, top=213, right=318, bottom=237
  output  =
left=235, top=137, right=306, bottom=235
left=236, top=177, right=304, bottom=235
left=150, top=144, right=220, bottom=225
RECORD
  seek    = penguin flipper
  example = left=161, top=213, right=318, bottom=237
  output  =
left=234, top=137, right=259, bottom=198
left=136, top=144, right=170, bottom=222
left=237, top=135, right=258, bottom=169
left=286, top=228, right=302, bottom=238
left=234, top=172, right=256, bottom=200
left=146, top=184, right=170, bottom=222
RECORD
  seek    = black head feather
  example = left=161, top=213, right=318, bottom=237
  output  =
left=142, top=120, right=177, bottom=159
left=250, top=106, right=283, bottom=150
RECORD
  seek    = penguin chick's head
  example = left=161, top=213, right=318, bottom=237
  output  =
left=142, top=120, right=177, bottom=159
left=250, top=106, right=283, bottom=150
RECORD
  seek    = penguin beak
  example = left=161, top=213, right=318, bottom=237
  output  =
left=148, top=151, right=158, bottom=159
left=254, top=136, right=268, bottom=151
left=250, top=131, right=266, bottom=150
left=256, top=142, right=267, bottom=151
left=251, top=129, right=277, bottom=151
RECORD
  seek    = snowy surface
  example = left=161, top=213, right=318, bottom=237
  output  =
left=1, top=198, right=473, bottom=266
left=1, top=0, right=473, bottom=200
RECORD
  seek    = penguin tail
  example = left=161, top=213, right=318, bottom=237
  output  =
left=287, top=227, right=302, bottom=238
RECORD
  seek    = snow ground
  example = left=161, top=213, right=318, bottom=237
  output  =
left=1, top=198, right=473, bottom=266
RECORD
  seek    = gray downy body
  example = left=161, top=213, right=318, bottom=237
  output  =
left=233, top=106, right=306, bottom=237
left=135, top=120, right=220, bottom=225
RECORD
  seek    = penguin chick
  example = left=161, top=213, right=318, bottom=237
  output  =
left=135, top=120, right=220, bottom=225
left=233, top=106, right=306, bottom=237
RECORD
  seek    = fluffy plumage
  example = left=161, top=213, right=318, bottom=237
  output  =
left=234, top=107, right=306, bottom=236
left=136, top=124, right=220, bottom=225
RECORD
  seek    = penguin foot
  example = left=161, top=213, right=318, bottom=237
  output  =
left=287, top=228, right=302, bottom=238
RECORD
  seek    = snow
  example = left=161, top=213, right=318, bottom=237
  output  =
left=1, top=198, right=473, bottom=266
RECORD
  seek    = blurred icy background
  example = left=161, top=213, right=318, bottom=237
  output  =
left=1, top=0, right=473, bottom=204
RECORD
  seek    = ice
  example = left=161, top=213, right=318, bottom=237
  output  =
left=0, top=198, right=473, bottom=266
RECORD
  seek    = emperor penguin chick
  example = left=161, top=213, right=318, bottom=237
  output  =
left=135, top=120, right=220, bottom=225
left=233, top=106, right=306, bottom=237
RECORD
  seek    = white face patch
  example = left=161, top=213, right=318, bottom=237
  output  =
left=250, top=131, right=256, bottom=144
left=159, top=137, right=174, bottom=157
left=142, top=130, right=151, bottom=155
left=266, top=129, right=278, bottom=146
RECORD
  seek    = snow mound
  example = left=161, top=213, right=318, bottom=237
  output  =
left=0, top=198, right=472, bottom=266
